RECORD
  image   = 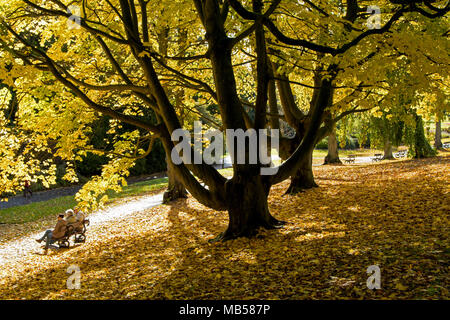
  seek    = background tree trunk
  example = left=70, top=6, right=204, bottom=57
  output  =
left=434, top=120, right=443, bottom=149
left=268, top=77, right=280, bottom=130
left=285, top=147, right=317, bottom=194
left=163, top=160, right=188, bottom=204
left=278, top=136, right=319, bottom=193
left=323, top=128, right=341, bottom=164
left=383, top=139, right=394, bottom=159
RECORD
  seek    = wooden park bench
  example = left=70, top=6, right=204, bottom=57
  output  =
left=56, top=219, right=90, bottom=248
left=344, top=154, right=356, bottom=164
left=394, top=150, right=407, bottom=158
left=371, top=153, right=383, bottom=162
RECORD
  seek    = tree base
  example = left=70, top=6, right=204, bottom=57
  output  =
left=163, top=188, right=188, bottom=204
left=284, top=173, right=318, bottom=195
left=209, top=175, right=286, bottom=242
left=323, top=156, right=342, bottom=165
left=414, top=153, right=436, bottom=159
left=209, top=218, right=286, bottom=242
left=284, top=182, right=318, bottom=195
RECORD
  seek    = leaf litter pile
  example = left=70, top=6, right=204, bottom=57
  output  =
left=0, top=156, right=448, bottom=299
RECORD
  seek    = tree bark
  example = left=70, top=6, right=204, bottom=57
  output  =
left=323, top=128, right=341, bottom=164
left=163, top=158, right=188, bottom=204
left=285, top=147, right=317, bottom=194
left=267, top=77, right=280, bottom=130
left=212, top=173, right=284, bottom=241
left=158, top=27, right=188, bottom=203
left=278, top=135, right=318, bottom=193
left=199, top=1, right=282, bottom=240
left=383, top=139, right=394, bottom=160
left=434, top=119, right=443, bottom=149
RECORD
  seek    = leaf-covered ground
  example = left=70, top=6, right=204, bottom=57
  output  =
left=0, top=156, right=448, bottom=299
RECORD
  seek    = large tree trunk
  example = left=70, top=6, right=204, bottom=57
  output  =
left=163, top=159, right=188, bottom=203
left=383, top=139, right=394, bottom=160
left=213, top=174, right=284, bottom=241
left=434, top=120, right=443, bottom=149
left=157, top=27, right=187, bottom=203
left=323, top=129, right=341, bottom=164
left=285, top=147, right=317, bottom=194
left=157, top=28, right=189, bottom=204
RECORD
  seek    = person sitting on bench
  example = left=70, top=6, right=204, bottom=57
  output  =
left=36, top=214, right=67, bottom=252
left=74, top=208, right=85, bottom=223
left=67, top=208, right=86, bottom=232
left=65, top=209, right=77, bottom=224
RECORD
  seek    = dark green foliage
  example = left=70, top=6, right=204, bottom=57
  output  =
left=316, top=138, right=328, bottom=150
left=369, top=113, right=401, bottom=151
left=129, top=140, right=167, bottom=176
left=315, top=135, right=360, bottom=151
left=76, top=116, right=167, bottom=178
left=76, top=152, right=109, bottom=177
left=406, top=113, right=436, bottom=158
left=343, top=136, right=360, bottom=150
left=75, top=116, right=109, bottom=177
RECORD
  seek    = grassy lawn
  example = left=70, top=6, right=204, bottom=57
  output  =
left=0, top=168, right=240, bottom=225
left=105, top=177, right=168, bottom=200
left=0, top=147, right=404, bottom=225
left=0, top=196, right=78, bottom=225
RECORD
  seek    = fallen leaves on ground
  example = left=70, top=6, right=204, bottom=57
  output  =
left=0, top=156, right=448, bottom=299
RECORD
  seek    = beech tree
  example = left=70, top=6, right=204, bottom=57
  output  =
left=0, top=0, right=448, bottom=240
left=323, top=127, right=342, bottom=164
left=434, top=117, right=443, bottom=149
